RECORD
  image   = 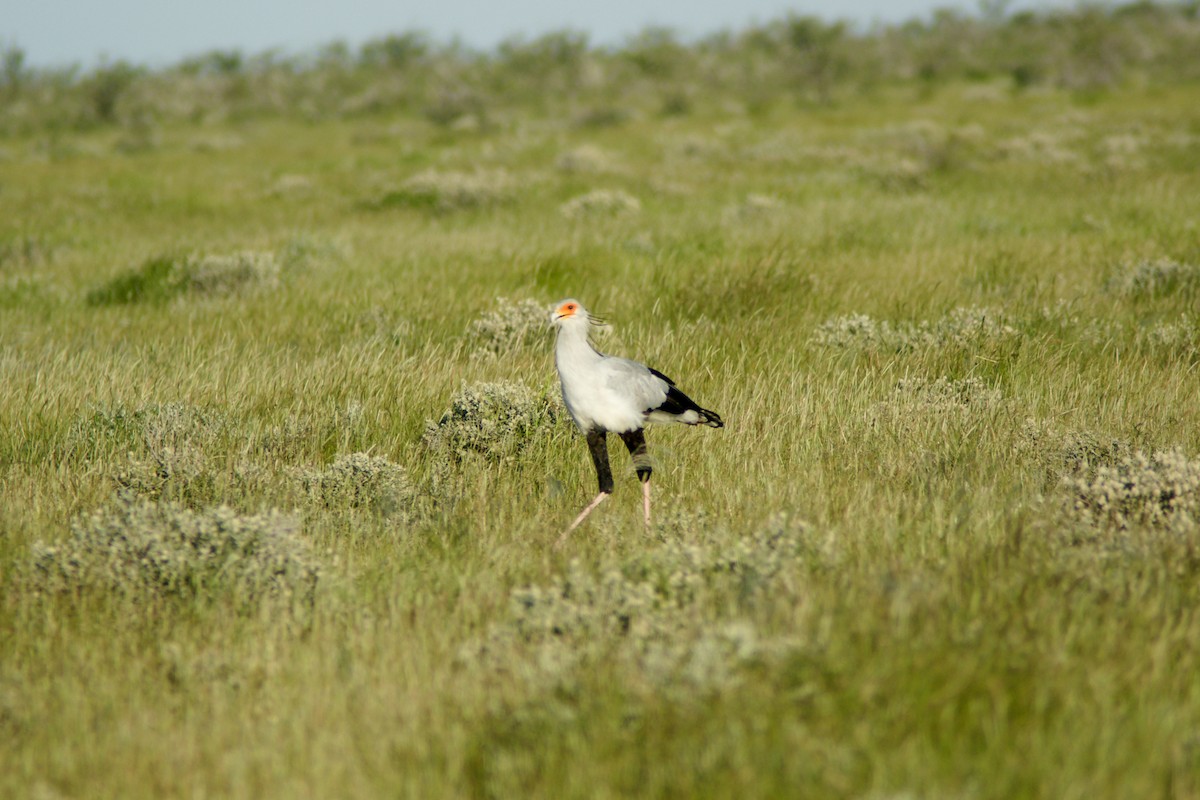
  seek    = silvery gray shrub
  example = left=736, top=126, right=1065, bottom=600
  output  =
left=423, top=381, right=562, bottom=467
left=300, top=451, right=416, bottom=518
left=466, top=515, right=813, bottom=693
left=559, top=189, right=641, bottom=219
left=1108, top=258, right=1200, bottom=298
left=28, top=498, right=321, bottom=613
left=467, top=297, right=549, bottom=357
left=1065, top=448, right=1200, bottom=530
left=812, top=307, right=1018, bottom=352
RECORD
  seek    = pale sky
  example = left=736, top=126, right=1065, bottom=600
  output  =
left=4, top=0, right=1074, bottom=68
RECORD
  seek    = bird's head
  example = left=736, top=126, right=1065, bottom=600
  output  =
left=550, top=298, right=605, bottom=329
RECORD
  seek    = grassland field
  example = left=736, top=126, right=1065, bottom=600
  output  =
left=2, top=76, right=1200, bottom=798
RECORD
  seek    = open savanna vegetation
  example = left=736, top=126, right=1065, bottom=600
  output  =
left=3, top=3, right=1200, bottom=797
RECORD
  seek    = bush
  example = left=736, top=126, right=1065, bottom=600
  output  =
left=422, top=86, right=487, bottom=129
left=467, top=297, right=549, bottom=356
left=723, top=193, right=784, bottom=221
left=812, top=306, right=1019, bottom=353
left=1064, top=448, right=1200, bottom=530
left=559, top=189, right=641, bottom=219
left=87, top=251, right=281, bottom=305
left=27, top=499, right=321, bottom=613
left=375, top=169, right=514, bottom=213
left=1016, top=419, right=1128, bottom=487
left=1107, top=258, right=1200, bottom=299
left=83, top=61, right=141, bottom=124
left=1138, top=315, right=1200, bottom=354
left=871, top=377, right=1006, bottom=465
left=876, top=376, right=1003, bottom=415
left=4, top=4, right=1200, bottom=137
left=70, top=401, right=228, bottom=455
left=85, top=255, right=181, bottom=305
left=176, top=251, right=281, bottom=296
left=423, top=381, right=563, bottom=468
left=555, top=145, right=614, bottom=174
left=66, top=402, right=274, bottom=506
left=466, top=515, right=813, bottom=693
left=0, top=235, right=50, bottom=268
left=300, top=452, right=416, bottom=518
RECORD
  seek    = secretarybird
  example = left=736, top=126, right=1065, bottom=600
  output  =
left=550, top=299, right=723, bottom=546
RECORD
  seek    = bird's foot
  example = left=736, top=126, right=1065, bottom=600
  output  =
left=554, top=492, right=610, bottom=549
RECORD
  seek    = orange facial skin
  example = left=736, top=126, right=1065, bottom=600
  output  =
left=554, top=301, right=579, bottom=320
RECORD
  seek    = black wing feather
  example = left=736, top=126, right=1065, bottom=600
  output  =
left=645, top=367, right=724, bottom=427
left=648, top=367, right=676, bottom=387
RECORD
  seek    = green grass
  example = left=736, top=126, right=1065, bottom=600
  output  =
left=3, top=80, right=1200, bottom=798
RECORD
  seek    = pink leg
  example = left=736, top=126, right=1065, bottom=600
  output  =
left=642, top=481, right=651, bottom=527
left=555, top=492, right=610, bottom=549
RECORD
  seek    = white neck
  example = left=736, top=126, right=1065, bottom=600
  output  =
left=555, top=322, right=602, bottom=373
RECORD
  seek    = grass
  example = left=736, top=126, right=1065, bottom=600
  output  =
left=2, top=76, right=1200, bottom=798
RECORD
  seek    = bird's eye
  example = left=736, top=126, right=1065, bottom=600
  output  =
left=566, top=304, right=576, bottom=311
